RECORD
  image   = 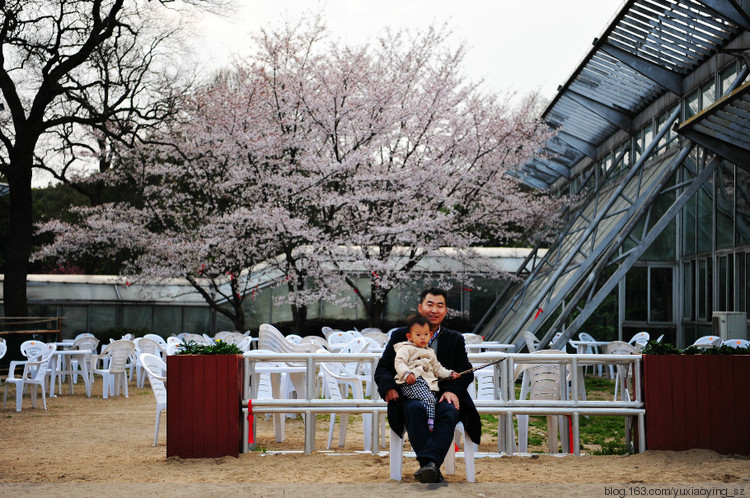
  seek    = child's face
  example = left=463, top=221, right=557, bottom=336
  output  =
left=407, top=323, right=432, bottom=348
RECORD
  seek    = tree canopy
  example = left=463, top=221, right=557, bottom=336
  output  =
left=36, top=17, right=564, bottom=330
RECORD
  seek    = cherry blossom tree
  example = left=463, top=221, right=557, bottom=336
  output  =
left=38, top=17, right=563, bottom=331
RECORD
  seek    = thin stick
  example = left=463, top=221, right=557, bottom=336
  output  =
left=449, top=357, right=507, bottom=378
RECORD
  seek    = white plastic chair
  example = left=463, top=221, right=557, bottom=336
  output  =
left=213, top=331, right=235, bottom=341
left=142, top=333, right=168, bottom=348
left=320, top=362, right=372, bottom=451
left=327, top=331, right=357, bottom=351
left=723, top=338, right=750, bottom=348
left=693, top=335, right=722, bottom=348
left=139, top=353, right=167, bottom=446
left=389, top=421, right=475, bottom=482
left=92, top=340, right=136, bottom=398
left=516, top=350, right=569, bottom=454
left=64, top=335, right=99, bottom=388
left=135, top=337, right=165, bottom=388
left=3, top=343, right=57, bottom=412
left=577, top=332, right=605, bottom=377
left=604, top=341, right=639, bottom=401
left=628, top=331, right=650, bottom=348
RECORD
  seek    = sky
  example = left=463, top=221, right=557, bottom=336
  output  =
left=190, top=0, right=626, bottom=102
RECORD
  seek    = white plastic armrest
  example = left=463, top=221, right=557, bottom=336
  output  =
left=7, top=360, right=28, bottom=378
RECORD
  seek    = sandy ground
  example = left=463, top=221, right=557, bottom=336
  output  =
left=1, top=376, right=750, bottom=497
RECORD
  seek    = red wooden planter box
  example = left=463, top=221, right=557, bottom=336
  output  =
left=167, top=354, right=243, bottom=458
left=643, top=354, right=750, bottom=455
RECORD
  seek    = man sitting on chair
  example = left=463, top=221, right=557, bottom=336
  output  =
left=375, top=287, right=481, bottom=483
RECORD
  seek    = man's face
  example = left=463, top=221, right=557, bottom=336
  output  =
left=417, top=293, right=447, bottom=330
left=406, top=323, right=432, bottom=348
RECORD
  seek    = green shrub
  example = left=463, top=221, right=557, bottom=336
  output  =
left=175, top=340, right=243, bottom=355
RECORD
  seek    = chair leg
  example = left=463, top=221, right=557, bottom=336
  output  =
left=154, top=408, right=162, bottom=446
left=463, top=426, right=476, bottom=483
left=15, top=382, right=24, bottom=412
left=517, top=414, right=529, bottom=452
left=338, top=413, right=348, bottom=447
left=389, top=430, right=404, bottom=481
left=327, top=413, right=336, bottom=449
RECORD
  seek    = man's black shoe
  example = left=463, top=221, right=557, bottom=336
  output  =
left=414, top=461, right=439, bottom=483
left=435, top=469, right=447, bottom=483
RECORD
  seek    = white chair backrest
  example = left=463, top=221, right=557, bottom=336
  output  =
left=214, top=331, right=235, bottom=341
left=526, top=350, right=566, bottom=401
left=101, top=340, right=136, bottom=373
left=321, top=326, right=338, bottom=339
left=181, top=333, right=211, bottom=345
left=327, top=331, right=356, bottom=347
left=140, top=353, right=167, bottom=404
left=26, top=343, right=57, bottom=380
left=462, top=333, right=484, bottom=345
left=522, top=331, right=540, bottom=353
left=693, top=335, right=721, bottom=347
left=604, top=341, right=638, bottom=355
left=285, top=334, right=303, bottom=344
left=258, top=324, right=316, bottom=353
left=140, top=352, right=166, bottom=380
left=20, top=340, right=48, bottom=361
left=166, top=336, right=184, bottom=345
left=578, top=332, right=596, bottom=342
left=723, top=338, right=750, bottom=348
left=0, top=338, right=6, bottom=359
left=301, top=336, right=329, bottom=350
left=75, top=333, right=96, bottom=340
left=72, top=335, right=99, bottom=352
left=143, top=333, right=168, bottom=346
left=137, top=337, right=164, bottom=357
left=236, top=336, right=255, bottom=352
left=362, top=331, right=387, bottom=347
left=361, top=327, right=383, bottom=335
left=628, top=331, right=650, bottom=345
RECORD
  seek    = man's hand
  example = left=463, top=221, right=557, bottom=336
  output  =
left=439, top=391, right=459, bottom=410
left=384, top=388, right=399, bottom=402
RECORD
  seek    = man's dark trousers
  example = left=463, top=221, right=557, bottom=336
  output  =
left=402, top=398, right=459, bottom=466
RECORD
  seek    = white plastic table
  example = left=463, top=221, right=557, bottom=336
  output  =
left=49, top=349, right=94, bottom=398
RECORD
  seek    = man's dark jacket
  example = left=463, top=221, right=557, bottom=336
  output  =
left=374, top=326, right=482, bottom=444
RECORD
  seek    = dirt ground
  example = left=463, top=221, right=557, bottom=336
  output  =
left=1, top=377, right=749, bottom=497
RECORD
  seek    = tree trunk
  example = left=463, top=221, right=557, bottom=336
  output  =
left=288, top=275, right=308, bottom=333
left=2, top=153, right=34, bottom=317
left=369, top=285, right=390, bottom=329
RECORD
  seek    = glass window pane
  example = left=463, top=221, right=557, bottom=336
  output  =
left=720, top=64, right=738, bottom=94
left=685, top=90, right=700, bottom=119
left=183, top=307, right=210, bottom=334
left=153, top=307, right=182, bottom=335
left=122, top=306, right=152, bottom=331
left=701, top=81, right=715, bottom=109
left=89, top=305, right=117, bottom=333
left=697, top=179, right=713, bottom=254
left=716, top=162, right=734, bottom=250
left=650, top=267, right=673, bottom=322
left=736, top=166, right=750, bottom=246
left=626, top=267, right=648, bottom=321
left=698, top=260, right=707, bottom=320
left=682, top=262, right=693, bottom=320
left=60, top=306, right=88, bottom=339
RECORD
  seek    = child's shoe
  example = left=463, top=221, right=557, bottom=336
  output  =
left=427, top=418, right=434, bottom=431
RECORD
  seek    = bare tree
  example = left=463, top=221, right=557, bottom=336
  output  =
left=0, top=0, right=226, bottom=317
